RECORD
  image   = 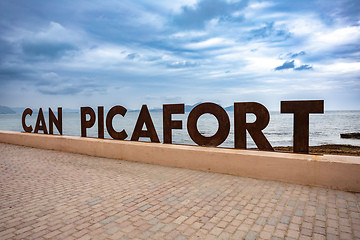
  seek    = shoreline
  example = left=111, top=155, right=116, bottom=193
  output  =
left=274, top=144, right=360, bottom=156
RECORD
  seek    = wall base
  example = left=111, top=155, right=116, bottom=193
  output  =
left=1, top=130, right=359, bottom=192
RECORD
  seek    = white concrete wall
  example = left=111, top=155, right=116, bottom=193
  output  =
left=1, top=130, right=359, bottom=192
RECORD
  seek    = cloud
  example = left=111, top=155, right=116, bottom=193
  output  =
left=294, top=64, right=312, bottom=71
left=126, top=53, right=140, bottom=60
left=22, top=41, right=76, bottom=58
left=172, top=0, right=249, bottom=29
left=38, top=85, right=82, bottom=95
left=35, top=72, right=107, bottom=96
left=0, top=0, right=359, bottom=110
left=167, top=60, right=199, bottom=68
left=0, top=38, right=15, bottom=61
left=274, top=60, right=295, bottom=71
left=0, top=66, right=31, bottom=82
left=279, top=51, right=306, bottom=59
left=185, top=37, right=234, bottom=50
left=20, top=22, right=79, bottom=59
left=290, top=51, right=306, bottom=58
left=275, top=60, right=313, bottom=71
left=248, top=22, right=291, bottom=41
left=37, top=80, right=107, bottom=96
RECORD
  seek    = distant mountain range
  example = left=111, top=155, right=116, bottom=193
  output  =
left=130, top=103, right=234, bottom=112
left=0, top=106, right=79, bottom=114
left=0, top=105, right=16, bottom=114
left=0, top=103, right=235, bottom=114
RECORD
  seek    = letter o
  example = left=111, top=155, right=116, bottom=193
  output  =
left=187, top=103, right=230, bottom=147
left=106, top=105, right=128, bottom=140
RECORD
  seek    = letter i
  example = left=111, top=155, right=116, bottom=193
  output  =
left=98, top=106, right=104, bottom=138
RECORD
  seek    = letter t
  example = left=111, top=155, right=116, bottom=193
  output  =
left=281, top=100, right=324, bottom=154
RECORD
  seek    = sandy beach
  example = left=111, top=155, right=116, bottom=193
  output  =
left=0, top=142, right=359, bottom=239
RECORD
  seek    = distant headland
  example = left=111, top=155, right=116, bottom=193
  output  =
left=0, top=105, right=15, bottom=114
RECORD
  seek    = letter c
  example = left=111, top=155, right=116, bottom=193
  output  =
left=22, top=108, right=33, bottom=132
left=106, top=105, right=128, bottom=140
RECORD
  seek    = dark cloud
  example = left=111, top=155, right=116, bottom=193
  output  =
left=22, top=40, right=77, bottom=59
left=126, top=53, right=140, bottom=60
left=248, top=22, right=291, bottom=41
left=0, top=64, right=37, bottom=83
left=0, top=38, right=16, bottom=59
left=318, top=0, right=360, bottom=25
left=294, top=65, right=312, bottom=71
left=287, top=51, right=306, bottom=59
left=274, top=60, right=295, bottom=71
left=145, top=55, right=163, bottom=62
left=278, top=51, right=306, bottom=60
left=172, top=0, right=249, bottom=29
left=265, top=0, right=360, bottom=27
left=275, top=60, right=313, bottom=71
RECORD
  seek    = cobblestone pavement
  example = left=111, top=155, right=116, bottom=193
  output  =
left=0, top=143, right=359, bottom=240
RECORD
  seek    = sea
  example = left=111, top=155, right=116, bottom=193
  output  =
left=1, top=110, right=360, bottom=149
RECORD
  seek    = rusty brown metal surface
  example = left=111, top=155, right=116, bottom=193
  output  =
left=163, top=104, right=184, bottom=144
left=34, top=108, right=48, bottom=134
left=49, top=107, right=62, bottom=135
left=106, top=105, right=128, bottom=140
left=234, top=102, right=274, bottom=151
left=131, top=105, right=160, bottom=143
left=80, top=107, right=96, bottom=137
left=22, top=108, right=33, bottom=133
left=187, top=102, right=230, bottom=147
left=97, top=106, right=104, bottom=139
left=281, top=100, right=324, bottom=154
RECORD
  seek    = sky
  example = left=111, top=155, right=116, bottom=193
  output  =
left=0, top=0, right=359, bottom=111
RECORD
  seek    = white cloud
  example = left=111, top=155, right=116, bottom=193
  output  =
left=320, top=62, right=360, bottom=73
left=314, top=25, right=360, bottom=46
left=185, top=37, right=234, bottom=50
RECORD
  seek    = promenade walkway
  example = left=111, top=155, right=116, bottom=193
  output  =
left=0, top=143, right=359, bottom=240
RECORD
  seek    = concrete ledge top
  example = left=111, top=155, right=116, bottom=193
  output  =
left=2, top=130, right=359, bottom=164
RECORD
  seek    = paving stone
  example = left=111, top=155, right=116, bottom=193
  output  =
left=271, top=237, right=283, bottom=240
left=280, top=216, right=291, bottom=224
left=268, top=217, right=279, bottom=226
left=255, top=217, right=267, bottom=226
left=100, top=216, right=118, bottom=225
left=245, top=231, right=259, bottom=240
left=138, top=204, right=153, bottom=212
left=87, top=197, right=103, bottom=206
left=0, top=143, right=359, bottom=240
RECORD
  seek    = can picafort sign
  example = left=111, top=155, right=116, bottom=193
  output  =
left=21, top=100, right=324, bottom=154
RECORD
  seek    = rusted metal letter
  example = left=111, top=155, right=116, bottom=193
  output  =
left=234, top=102, right=273, bottom=151
left=22, top=108, right=33, bottom=133
left=34, top=108, right=48, bottom=134
left=163, top=104, right=185, bottom=144
left=131, top=105, right=160, bottom=142
left=281, top=100, right=324, bottom=154
left=106, top=105, right=128, bottom=140
left=98, top=106, right=104, bottom=139
left=187, top=102, right=230, bottom=147
left=81, top=107, right=96, bottom=137
left=49, top=107, right=62, bottom=135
